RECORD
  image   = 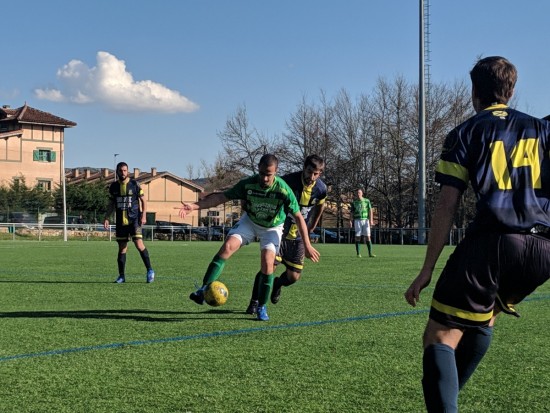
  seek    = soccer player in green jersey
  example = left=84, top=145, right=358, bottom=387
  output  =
left=350, top=188, right=375, bottom=257
left=178, top=154, right=320, bottom=321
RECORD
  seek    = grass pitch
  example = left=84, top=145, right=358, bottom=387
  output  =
left=0, top=241, right=549, bottom=412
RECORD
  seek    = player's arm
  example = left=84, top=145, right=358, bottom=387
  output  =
left=293, top=210, right=320, bottom=262
left=307, top=202, right=326, bottom=233
left=103, top=197, right=116, bottom=229
left=178, top=192, right=229, bottom=219
left=404, top=185, right=461, bottom=307
left=139, top=195, right=147, bottom=226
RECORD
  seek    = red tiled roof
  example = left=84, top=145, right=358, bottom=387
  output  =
left=0, top=104, right=76, bottom=127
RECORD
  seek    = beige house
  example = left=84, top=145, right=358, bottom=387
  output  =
left=0, top=103, right=76, bottom=190
left=1, top=103, right=238, bottom=227
left=67, top=167, right=207, bottom=225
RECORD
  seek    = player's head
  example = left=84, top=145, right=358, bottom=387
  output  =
left=257, top=154, right=278, bottom=188
left=302, top=154, right=324, bottom=185
left=116, top=162, right=129, bottom=181
left=356, top=188, right=364, bottom=198
left=470, top=56, right=517, bottom=111
left=543, top=114, right=550, bottom=121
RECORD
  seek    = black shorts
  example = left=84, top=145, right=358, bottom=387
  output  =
left=116, top=221, right=143, bottom=242
left=430, top=232, right=550, bottom=328
left=276, top=238, right=304, bottom=273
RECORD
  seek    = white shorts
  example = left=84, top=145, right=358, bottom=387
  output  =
left=227, top=213, right=283, bottom=253
left=354, top=219, right=371, bottom=237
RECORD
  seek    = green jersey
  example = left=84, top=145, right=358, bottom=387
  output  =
left=224, top=175, right=300, bottom=228
left=351, top=198, right=372, bottom=220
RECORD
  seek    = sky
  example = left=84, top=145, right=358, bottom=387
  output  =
left=2, top=0, right=550, bottom=179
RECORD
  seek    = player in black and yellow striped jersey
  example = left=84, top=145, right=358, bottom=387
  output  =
left=405, top=56, right=550, bottom=412
left=246, top=155, right=327, bottom=314
left=104, top=162, right=155, bottom=283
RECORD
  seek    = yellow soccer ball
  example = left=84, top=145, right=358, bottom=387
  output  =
left=204, top=281, right=229, bottom=307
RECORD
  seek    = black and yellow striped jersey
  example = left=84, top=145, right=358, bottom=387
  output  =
left=435, top=104, right=550, bottom=232
left=281, top=171, right=327, bottom=239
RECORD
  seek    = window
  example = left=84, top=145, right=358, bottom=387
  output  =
left=33, top=149, right=57, bottom=162
left=37, top=180, right=52, bottom=191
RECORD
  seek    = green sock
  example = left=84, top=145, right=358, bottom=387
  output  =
left=258, top=272, right=274, bottom=306
left=355, top=242, right=360, bottom=255
left=203, top=255, right=226, bottom=285
left=367, top=241, right=373, bottom=255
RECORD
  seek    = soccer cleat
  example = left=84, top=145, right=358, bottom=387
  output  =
left=271, top=284, right=282, bottom=304
left=357, top=254, right=362, bottom=258
left=246, top=300, right=259, bottom=315
left=146, top=268, right=155, bottom=283
left=114, top=275, right=125, bottom=283
left=189, top=289, right=205, bottom=305
left=369, top=254, right=376, bottom=258
left=257, top=305, right=269, bottom=321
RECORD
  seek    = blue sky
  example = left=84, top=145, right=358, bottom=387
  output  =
left=2, top=0, right=550, bottom=179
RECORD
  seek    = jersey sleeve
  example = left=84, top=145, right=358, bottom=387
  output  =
left=435, top=128, right=469, bottom=192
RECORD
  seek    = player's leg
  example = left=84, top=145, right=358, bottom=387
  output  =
left=271, top=239, right=303, bottom=304
left=354, top=220, right=362, bottom=257
left=255, top=226, right=282, bottom=321
left=422, top=320, right=464, bottom=413
left=245, top=271, right=262, bottom=314
left=256, top=248, right=276, bottom=321
left=133, top=224, right=154, bottom=282
left=115, top=239, right=128, bottom=283
left=455, top=322, right=494, bottom=389
left=190, top=235, right=242, bottom=304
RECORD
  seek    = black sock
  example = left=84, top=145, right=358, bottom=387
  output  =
left=422, top=343, right=459, bottom=413
left=279, top=271, right=296, bottom=287
left=455, top=326, right=493, bottom=389
left=250, top=271, right=262, bottom=302
left=117, top=253, right=126, bottom=276
left=139, top=248, right=152, bottom=270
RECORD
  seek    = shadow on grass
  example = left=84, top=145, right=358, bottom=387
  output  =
left=0, top=308, right=252, bottom=322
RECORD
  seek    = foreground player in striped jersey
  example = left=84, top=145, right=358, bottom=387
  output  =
left=405, top=56, right=550, bottom=412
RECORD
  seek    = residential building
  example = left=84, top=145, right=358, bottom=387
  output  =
left=0, top=103, right=76, bottom=190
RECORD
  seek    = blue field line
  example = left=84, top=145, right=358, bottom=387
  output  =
left=0, top=308, right=428, bottom=363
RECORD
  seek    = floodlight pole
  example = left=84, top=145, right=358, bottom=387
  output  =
left=62, top=131, right=68, bottom=241
left=418, top=0, right=427, bottom=245
left=114, top=153, right=119, bottom=182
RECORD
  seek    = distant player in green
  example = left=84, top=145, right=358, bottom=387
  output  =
left=178, top=154, right=320, bottom=321
left=350, top=188, right=375, bottom=257
left=103, top=161, right=155, bottom=283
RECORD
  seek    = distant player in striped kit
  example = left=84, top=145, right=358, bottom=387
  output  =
left=104, top=162, right=155, bottom=284
left=405, top=56, right=550, bottom=413
left=350, top=188, right=375, bottom=257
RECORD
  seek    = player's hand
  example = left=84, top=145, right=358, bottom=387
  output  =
left=176, top=202, right=193, bottom=218
left=404, top=269, right=432, bottom=307
left=305, top=245, right=320, bottom=263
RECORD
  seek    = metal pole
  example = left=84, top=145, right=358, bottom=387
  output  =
left=114, top=153, right=119, bottom=182
left=418, top=0, right=427, bottom=244
left=61, top=131, right=68, bottom=241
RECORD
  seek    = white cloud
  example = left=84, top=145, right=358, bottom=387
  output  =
left=34, top=51, right=199, bottom=113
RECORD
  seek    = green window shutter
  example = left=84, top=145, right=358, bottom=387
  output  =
left=33, top=150, right=39, bottom=161
left=50, top=151, right=57, bottom=162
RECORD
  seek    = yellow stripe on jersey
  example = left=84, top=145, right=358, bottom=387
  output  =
left=435, top=160, right=469, bottom=184
left=431, top=298, right=493, bottom=322
left=120, top=181, right=129, bottom=226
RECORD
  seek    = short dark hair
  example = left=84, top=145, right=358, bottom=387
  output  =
left=543, top=115, right=550, bottom=121
left=304, top=154, right=325, bottom=170
left=470, top=56, right=517, bottom=107
left=258, top=154, right=278, bottom=168
left=116, top=161, right=128, bottom=170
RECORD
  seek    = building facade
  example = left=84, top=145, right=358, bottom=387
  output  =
left=0, top=104, right=76, bottom=190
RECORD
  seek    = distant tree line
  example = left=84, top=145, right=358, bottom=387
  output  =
left=0, top=178, right=109, bottom=223
left=208, top=76, right=479, bottom=230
